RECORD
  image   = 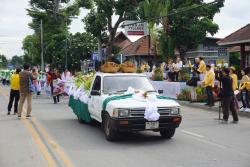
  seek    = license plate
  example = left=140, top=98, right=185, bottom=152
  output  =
left=145, top=122, right=159, bottom=129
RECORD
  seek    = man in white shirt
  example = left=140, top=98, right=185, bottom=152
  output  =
left=172, top=58, right=182, bottom=82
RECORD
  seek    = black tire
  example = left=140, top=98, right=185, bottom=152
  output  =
left=160, top=129, right=176, bottom=139
left=78, top=116, right=86, bottom=124
left=104, top=113, right=118, bottom=141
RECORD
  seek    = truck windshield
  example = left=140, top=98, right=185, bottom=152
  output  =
left=103, top=76, right=156, bottom=94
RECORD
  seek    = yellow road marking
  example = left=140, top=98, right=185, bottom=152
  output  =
left=0, top=87, right=74, bottom=167
left=0, top=89, right=56, bottom=167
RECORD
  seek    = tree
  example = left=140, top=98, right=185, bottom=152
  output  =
left=229, top=52, right=240, bottom=67
left=11, top=55, right=23, bottom=69
left=0, top=54, right=8, bottom=69
left=168, top=0, right=225, bottom=60
left=25, top=0, right=93, bottom=67
left=83, top=0, right=142, bottom=62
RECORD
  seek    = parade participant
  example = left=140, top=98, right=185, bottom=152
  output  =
left=229, top=67, right=240, bottom=110
left=6, top=72, right=10, bottom=86
left=36, top=71, right=42, bottom=96
left=7, top=68, right=21, bottom=115
left=18, top=63, right=38, bottom=119
left=44, top=73, right=51, bottom=98
left=202, top=65, right=215, bottom=107
left=62, top=68, right=71, bottom=81
left=32, top=69, right=38, bottom=99
left=3, top=72, right=6, bottom=85
left=215, top=68, right=239, bottom=124
left=45, top=64, right=61, bottom=104
left=239, top=68, right=250, bottom=112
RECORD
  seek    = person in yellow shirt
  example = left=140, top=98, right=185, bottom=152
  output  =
left=202, top=65, right=215, bottom=107
left=229, top=67, right=240, bottom=110
left=7, top=68, right=21, bottom=115
left=197, top=57, right=206, bottom=74
left=239, top=68, right=250, bottom=112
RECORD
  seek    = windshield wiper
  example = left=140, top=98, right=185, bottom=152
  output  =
left=145, top=90, right=157, bottom=92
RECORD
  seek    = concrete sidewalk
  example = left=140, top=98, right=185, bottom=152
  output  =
left=176, top=99, right=250, bottom=118
left=0, top=87, right=47, bottom=167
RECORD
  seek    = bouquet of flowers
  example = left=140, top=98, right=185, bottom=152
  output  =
left=121, top=61, right=136, bottom=68
left=101, top=62, right=120, bottom=68
left=153, top=68, right=164, bottom=81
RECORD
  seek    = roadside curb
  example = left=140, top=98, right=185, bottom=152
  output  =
left=175, top=100, right=250, bottom=118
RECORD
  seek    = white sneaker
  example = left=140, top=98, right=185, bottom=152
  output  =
left=219, top=119, right=228, bottom=124
left=240, top=108, right=246, bottom=112
left=48, top=96, right=51, bottom=98
left=33, top=97, right=36, bottom=99
left=45, top=95, right=47, bottom=98
left=245, top=108, right=250, bottom=112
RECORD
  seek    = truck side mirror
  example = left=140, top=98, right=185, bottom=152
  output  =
left=158, top=89, right=163, bottom=94
left=90, top=90, right=100, bottom=96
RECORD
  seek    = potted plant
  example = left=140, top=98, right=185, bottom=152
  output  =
left=120, top=61, right=137, bottom=73
left=153, top=68, right=164, bottom=81
left=101, top=62, right=121, bottom=73
left=136, top=69, right=143, bottom=74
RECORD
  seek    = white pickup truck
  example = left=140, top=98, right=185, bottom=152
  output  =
left=77, top=73, right=182, bottom=141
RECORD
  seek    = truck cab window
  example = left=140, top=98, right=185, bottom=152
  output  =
left=92, top=76, right=101, bottom=91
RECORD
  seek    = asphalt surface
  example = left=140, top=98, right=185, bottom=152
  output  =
left=0, top=84, right=250, bottom=167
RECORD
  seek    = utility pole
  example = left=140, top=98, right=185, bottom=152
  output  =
left=41, top=19, right=44, bottom=71
left=98, top=38, right=102, bottom=66
left=66, top=19, right=68, bottom=68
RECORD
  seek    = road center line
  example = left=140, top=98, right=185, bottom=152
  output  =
left=181, top=130, right=204, bottom=138
left=0, top=87, right=74, bottom=167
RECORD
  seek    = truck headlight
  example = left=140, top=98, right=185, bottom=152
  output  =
left=170, top=108, right=179, bottom=115
left=118, top=109, right=130, bottom=117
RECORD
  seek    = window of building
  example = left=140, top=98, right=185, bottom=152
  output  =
left=218, top=47, right=228, bottom=56
left=203, top=52, right=215, bottom=57
left=204, top=46, right=214, bottom=51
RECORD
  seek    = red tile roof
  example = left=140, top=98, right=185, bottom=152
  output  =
left=227, top=46, right=250, bottom=52
left=119, top=36, right=160, bottom=55
left=217, top=23, right=250, bottom=45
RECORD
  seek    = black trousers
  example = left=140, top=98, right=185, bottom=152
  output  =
left=206, top=86, right=214, bottom=105
left=222, top=96, right=238, bottom=121
left=6, top=80, right=9, bottom=85
left=172, top=71, right=179, bottom=81
left=3, top=79, right=6, bottom=85
left=8, top=89, right=20, bottom=112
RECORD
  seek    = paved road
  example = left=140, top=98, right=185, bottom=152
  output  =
left=0, top=84, right=250, bottom=167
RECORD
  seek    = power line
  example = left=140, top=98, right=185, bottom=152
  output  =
left=114, top=0, right=220, bottom=30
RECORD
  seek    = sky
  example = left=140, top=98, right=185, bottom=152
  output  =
left=0, top=0, right=250, bottom=59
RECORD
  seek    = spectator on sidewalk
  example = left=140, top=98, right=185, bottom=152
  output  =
left=229, top=67, right=240, bottom=110
left=202, top=65, right=215, bottom=107
left=215, top=68, right=239, bottom=124
left=18, top=63, right=38, bottom=119
left=7, top=68, right=21, bottom=115
left=239, top=68, right=250, bottom=112
left=32, top=69, right=38, bottom=99
left=188, top=67, right=198, bottom=103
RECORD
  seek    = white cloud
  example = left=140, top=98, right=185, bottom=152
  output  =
left=1, top=0, right=250, bottom=59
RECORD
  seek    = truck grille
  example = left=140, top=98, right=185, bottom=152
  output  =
left=130, top=108, right=170, bottom=117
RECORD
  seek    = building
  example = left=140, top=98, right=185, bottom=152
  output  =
left=217, top=23, right=250, bottom=68
left=228, top=46, right=250, bottom=67
left=176, top=37, right=230, bottom=66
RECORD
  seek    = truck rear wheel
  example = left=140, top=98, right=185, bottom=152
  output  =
left=78, top=116, right=86, bottom=124
left=104, top=113, right=117, bottom=141
left=160, top=129, right=176, bottom=139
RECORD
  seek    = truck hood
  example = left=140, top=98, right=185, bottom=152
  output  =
left=108, top=98, right=180, bottom=109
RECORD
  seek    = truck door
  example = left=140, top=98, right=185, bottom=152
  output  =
left=88, top=76, right=102, bottom=121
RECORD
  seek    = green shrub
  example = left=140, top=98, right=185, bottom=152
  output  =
left=152, top=68, right=164, bottom=80
left=136, top=69, right=143, bottom=74
left=180, top=67, right=189, bottom=75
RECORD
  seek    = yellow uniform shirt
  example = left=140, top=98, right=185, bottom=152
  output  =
left=10, top=74, right=19, bottom=90
left=239, top=75, right=249, bottom=90
left=230, top=74, right=238, bottom=90
left=198, top=60, right=206, bottom=74
left=203, top=69, right=215, bottom=87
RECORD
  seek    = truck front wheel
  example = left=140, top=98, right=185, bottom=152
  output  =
left=160, top=129, right=176, bottom=139
left=78, top=116, right=86, bottom=124
left=104, top=113, right=118, bottom=141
